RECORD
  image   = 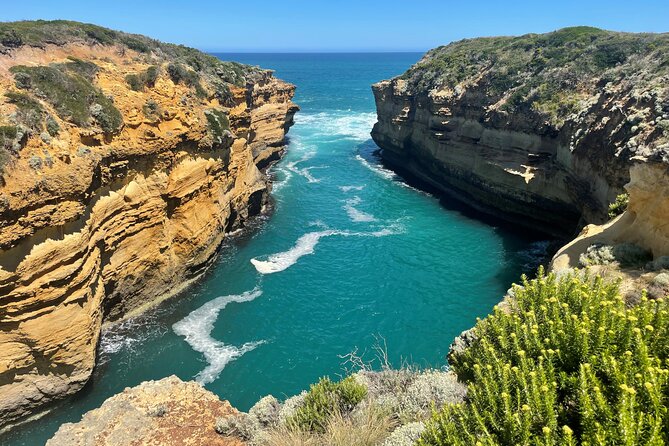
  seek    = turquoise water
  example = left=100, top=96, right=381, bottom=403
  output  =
left=3, top=53, right=548, bottom=445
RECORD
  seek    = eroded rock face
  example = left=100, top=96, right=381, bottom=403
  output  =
left=372, top=28, right=669, bottom=237
left=552, top=157, right=669, bottom=270
left=47, top=376, right=245, bottom=446
left=0, top=23, right=297, bottom=429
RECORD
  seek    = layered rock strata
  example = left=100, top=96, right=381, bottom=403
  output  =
left=0, top=21, right=297, bottom=429
left=372, top=27, right=669, bottom=237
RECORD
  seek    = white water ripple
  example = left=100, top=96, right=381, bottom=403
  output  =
left=172, top=289, right=264, bottom=384
left=295, top=112, right=377, bottom=141
left=251, top=225, right=405, bottom=275
left=343, top=196, right=377, bottom=222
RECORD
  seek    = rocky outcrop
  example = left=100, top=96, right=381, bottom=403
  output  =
left=552, top=156, right=669, bottom=270
left=47, top=376, right=244, bottom=446
left=0, top=21, right=297, bottom=429
left=372, top=27, right=669, bottom=237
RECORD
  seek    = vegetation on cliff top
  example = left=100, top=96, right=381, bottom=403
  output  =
left=420, top=268, right=669, bottom=445
left=401, top=27, right=669, bottom=127
left=0, top=20, right=261, bottom=86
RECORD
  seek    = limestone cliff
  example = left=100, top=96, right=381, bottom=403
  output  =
left=47, top=376, right=245, bottom=446
left=552, top=154, right=669, bottom=270
left=372, top=27, right=669, bottom=237
left=0, top=21, right=297, bottom=429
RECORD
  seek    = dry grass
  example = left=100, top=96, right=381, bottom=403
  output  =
left=261, top=404, right=395, bottom=446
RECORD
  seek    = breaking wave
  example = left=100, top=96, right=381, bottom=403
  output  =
left=251, top=224, right=405, bottom=274
left=173, top=289, right=264, bottom=384
left=343, top=196, right=377, bottom=222
left=295, top=112, right=377, bottom=141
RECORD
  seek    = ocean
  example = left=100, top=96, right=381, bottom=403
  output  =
left=2, top=53, right=548, bottom=445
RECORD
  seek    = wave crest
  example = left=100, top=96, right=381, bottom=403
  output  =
left=172, top=289, right=264, bottom=384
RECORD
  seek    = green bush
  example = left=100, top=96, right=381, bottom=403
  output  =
left=167, top=63, right=207, bottom=98
left=579, top=243, right=652, bottom=268
left=608, top=193, right=629, bottom=219
left=10, top=65, right=122, bottom=133
left=419, top=268, right=669, bottom=445
left=0, top=125, right=18, bottom=149
left=125, top=65, right=160, bottom=91
left=205, top=109, right=230, bottom=144
left=5, top=91, right=44, bottom=131
left=288, top=376, right=367, bottom=433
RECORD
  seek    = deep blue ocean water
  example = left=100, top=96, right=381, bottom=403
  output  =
left=2, top=53, right=548, bottom=445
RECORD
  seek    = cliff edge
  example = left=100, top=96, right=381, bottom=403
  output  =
left=372, top=27, right=669, bottom=237
left=0, top=21, right=297, bottom=430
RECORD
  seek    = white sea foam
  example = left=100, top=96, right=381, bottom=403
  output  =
left=251, top=224, right=405, bottom=274
left=285, top=152, right=326, bottom=183
left=271, top=168, right=293, bottom=192
left=251, top=230, right=339, bottom=274
left=339, top=185, right=365, bottom=192
left=295, top=112, right=377, bottom=141
left=343, top=196, right=377, bottom=222
left=355, top=154, right=396, bottom=180
left=173, top=289, right=264, bottom=384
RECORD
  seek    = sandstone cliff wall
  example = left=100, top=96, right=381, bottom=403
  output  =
left=372, top=29, right=669, bottom=238
left=0, top=38, right=297, bottom=429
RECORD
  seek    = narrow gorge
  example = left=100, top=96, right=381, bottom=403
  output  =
left=2, top=21, right=669, bottom=446
left=0, top=21, right=297, bottom=431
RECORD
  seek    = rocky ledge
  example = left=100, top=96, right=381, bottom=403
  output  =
left=0, top=21, right=297, bottom=430
left=372, top=27, right=669, bottom=238
left=47, top=376, right=244, bottom=446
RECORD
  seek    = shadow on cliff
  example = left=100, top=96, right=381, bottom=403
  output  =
left=356, top=139, right=563, bottom=285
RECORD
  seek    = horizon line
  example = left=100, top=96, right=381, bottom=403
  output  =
left=204, top=50, right=429, bottom=54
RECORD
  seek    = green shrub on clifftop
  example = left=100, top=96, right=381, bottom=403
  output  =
left=9, top=64, right=122, bottom=133
left=608, top=193, right=629, bottom=219
left=419, top=268, right=669, bottom=445
left=288, top=376, right=367, bottom=433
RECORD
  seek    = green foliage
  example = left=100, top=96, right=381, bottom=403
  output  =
left=56, top=57, right=99, bottom=79
left=419, top=268, right=669, bottom=445
left=579, top=243, right=652, bottom=268
left=401, top=27, right=669, bottom=127
left=125, top=65, right=160, bottom=91
left=142, top=99, right=160, bottom=120
left=9, top=64, right=122, bottom=133
left=0, top=125, right=19, bottom=152
left=5, top=91, right=44, bottom=131
left=167, top=63, right=207, bottom=97
left=288, top=376, right=367, bottom=433
left=608, top=193, right=629, bottom=219
left=205, top=109, right=230, bottom=144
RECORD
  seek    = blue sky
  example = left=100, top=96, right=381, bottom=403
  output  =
left=2, top=1, right=668, bottom=52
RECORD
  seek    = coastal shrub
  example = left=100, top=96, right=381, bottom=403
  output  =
left=0, top=147, right=11, bottom=174
left=9, top=65, right=122, bottom=133
left=382, top=421, right=425, bottom=446
left=419, top=268, right=669, bottom=445
left=125, top=65, right=160, bottom=91
left=205, top=108, right=230, bottom=144
left=45, top=115, right=60, bottom=137
left=215, top=413, right=259, bottom=440
left=5, top=91, right=44, bottom=132
left=579, top=242, right=652, bottom=268
left=263, top=403, right=393, bottom=446
left=0, top=125, right=18, bottom=148
left=167, top=62, right=207, bottom=98
left=608, top=192, right=629, bottom=218
left=288, top=376, right=367, bottom=433
left=648, top=256, right=669, bottom=271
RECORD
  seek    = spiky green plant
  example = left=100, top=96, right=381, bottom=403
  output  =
left=288, top=376, right=367, bottom=433
left=419, top=268, right=669, bottom=445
